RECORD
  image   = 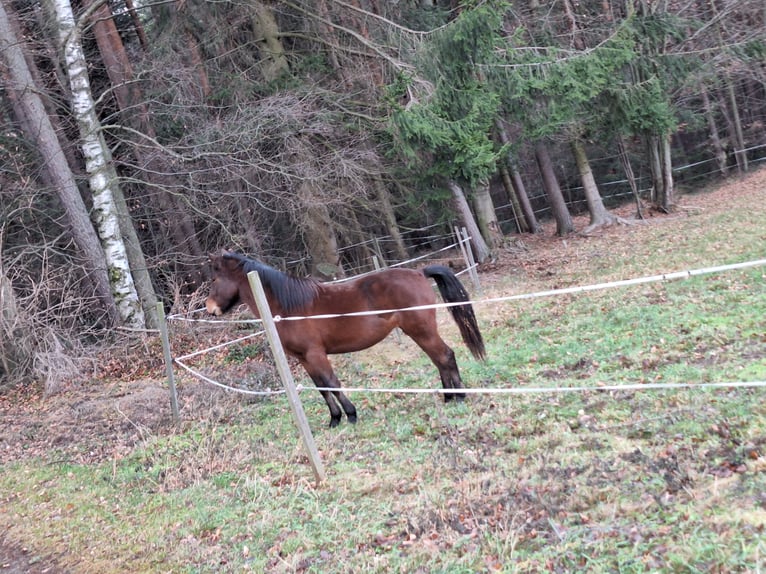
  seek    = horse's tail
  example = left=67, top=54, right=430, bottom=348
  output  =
left=423, top=265, right=486, bottom=360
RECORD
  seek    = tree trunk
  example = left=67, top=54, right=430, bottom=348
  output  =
left=725, top=78, right=748, bottom=173
left=498, top=163, right=527, bottom=233
left=252, top=1, right=289, bottom=82
left=299, top=197, right=343, bottom=279
left=471, top=180, right=503, bottom=250
left=534, top=142, right=574, bottom=236
left=0, top=255, right=27, bottom=386
left=616, top=137, right=644, bottom=219
left=571, top=138, right=620, bottom=232
left=123, top=0, right=148, bottom=50
left=647, top=132, right=675, bottom=212
left=155, top=0, right=211, bottom=98
left=0, top=0, right=119, bottom=324
left=700, top=85, right=728, bottom=176
left=294, top=141, right=342, bottom=278
left=647, top=134, right=663, bottom=205
left=372, top=178, right=409, bottom=262
left=446, top=180, right=491, bottom=263
left=661, top=133, right=674, bottom=208
left=315, top=0, right=346, bottom=83
left=87, top=0, right=206, bottom=316
left=495, top=120, right=540, bottom=233
left=50, top=0, right=145, bottom=328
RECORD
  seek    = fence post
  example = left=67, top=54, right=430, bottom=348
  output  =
left=454, top=226, right=481, bottom=293
left=461, top=226, right=481, bottom=294
left=247, top=271, right=326, bottom=485
left=156, top=301, right=180, bottom=424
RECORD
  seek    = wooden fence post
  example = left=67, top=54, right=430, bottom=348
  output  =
left=461, top=226, right=481, bottom=294
left=247, top=271, right=326, bottom=485
left=156, top=301, right=180, bottom=424
left=454, top=226, right=481, bottom=293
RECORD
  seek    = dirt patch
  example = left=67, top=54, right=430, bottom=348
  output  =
left=0, top=532, right=69, bottom=574
left=0, top=379, right=243, bottom=465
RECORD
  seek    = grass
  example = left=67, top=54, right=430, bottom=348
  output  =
left=1, top=174, right=765, bottom=572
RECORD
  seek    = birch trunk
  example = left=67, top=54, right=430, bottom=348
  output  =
left=50, top=0, right=145, bottom=327
left=446, top=180, right=491, bottom=263
left=0, top=0, right=119, bottom=324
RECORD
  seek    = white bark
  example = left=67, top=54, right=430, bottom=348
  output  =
left=50, top=0, right=144, bottom=327
left=0, top=0, right=120, bottom=324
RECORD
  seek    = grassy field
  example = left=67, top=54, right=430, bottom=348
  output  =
left=1, top=172, right=765, bottom=573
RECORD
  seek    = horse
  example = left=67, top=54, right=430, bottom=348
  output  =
left=205, top=250, right=485, bottom=427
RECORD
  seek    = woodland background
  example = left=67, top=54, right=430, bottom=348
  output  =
left=1, top=0, right=765, bottom=389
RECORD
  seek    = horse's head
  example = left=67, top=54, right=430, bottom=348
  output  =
left=205, top=250, right=244, bottom=316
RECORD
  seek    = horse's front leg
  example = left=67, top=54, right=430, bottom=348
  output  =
left=300, top=352, right=357, bottom=428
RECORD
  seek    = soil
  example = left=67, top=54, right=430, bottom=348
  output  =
left=1, top=168, right=764, bottom=571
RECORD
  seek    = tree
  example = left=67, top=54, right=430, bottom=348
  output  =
left=390, top=5, right=505, bottom=260
left=625, top=3, right=687, bottom=211
left=492, top=6, right=637, bottom=231
left=495, top=120, right=540, bottom=233
left=571, top=138, right=631, bottom=233
left=534, top=142, right=574, bottom=236
left=0, top=0, right=119, bottom=324
left=48, top=0, right=145, bottom=327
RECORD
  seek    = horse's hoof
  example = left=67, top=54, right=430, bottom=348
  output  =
left=347, top=413, right=358, bottom=424
left=329, top=417, right=341, bottom=428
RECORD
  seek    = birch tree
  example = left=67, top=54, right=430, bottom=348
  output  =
left=0, top=0, right=119, bottom=324
left=48, top=0, right=145, bottom=327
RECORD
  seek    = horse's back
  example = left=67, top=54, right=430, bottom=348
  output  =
left=351, top=267, right=435, bottom=309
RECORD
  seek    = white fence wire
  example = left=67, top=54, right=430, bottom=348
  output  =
left=166, top=256, right=766, bottom=398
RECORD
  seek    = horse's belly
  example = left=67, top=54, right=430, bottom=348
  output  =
left=322, top=315, right=396, bottom=354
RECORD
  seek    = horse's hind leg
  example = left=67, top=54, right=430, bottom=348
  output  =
left=402, top=328, right=466, bottom=402
left=300, top=352, right=357, bottom=428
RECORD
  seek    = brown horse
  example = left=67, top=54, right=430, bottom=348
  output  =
left=205, top=250, right=485, bottom=427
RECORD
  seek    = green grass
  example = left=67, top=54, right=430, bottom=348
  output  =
left=1, top=178, right=766, bottom=572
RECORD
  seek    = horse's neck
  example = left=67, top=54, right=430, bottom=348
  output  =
left=241, top=281, right=286, bottom=318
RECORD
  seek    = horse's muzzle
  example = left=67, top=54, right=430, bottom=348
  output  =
left=205, top=299, right=222, bottom=316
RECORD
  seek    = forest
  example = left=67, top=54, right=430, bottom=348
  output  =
left=1, top=0, right=765, bottom=388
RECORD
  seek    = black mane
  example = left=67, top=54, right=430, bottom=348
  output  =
left=226, top=252, right=319, bottom=313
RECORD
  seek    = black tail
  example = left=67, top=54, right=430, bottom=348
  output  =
left=423, top=265, right=486, bottom=360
